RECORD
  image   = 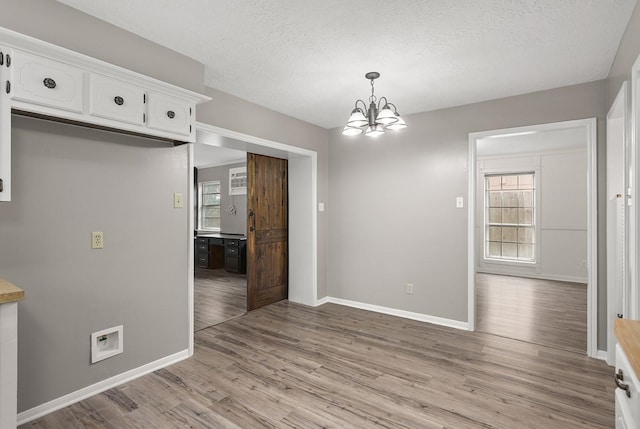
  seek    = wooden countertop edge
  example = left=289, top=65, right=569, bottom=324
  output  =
left=615, top=319, right=640, bottom=379
left=0, top=278, right=25, bottom=304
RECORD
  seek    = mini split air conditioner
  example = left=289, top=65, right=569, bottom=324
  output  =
left=229, top=166, right=247, bottom=196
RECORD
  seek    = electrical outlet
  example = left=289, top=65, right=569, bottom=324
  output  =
left=406, top=283, right=414, bottom=294
left=91, top=231, right=104, bottom=249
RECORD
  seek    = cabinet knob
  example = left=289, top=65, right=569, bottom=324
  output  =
left=167, top=110, right=175, bottom=119
left=43, top=77, right=57, bottom=89
left=114, top=96, right=124, bottom=106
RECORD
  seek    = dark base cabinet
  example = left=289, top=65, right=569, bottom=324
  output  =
left=225, top=239, right=247, bottom=274
left=195, top=235, right=246, bottom=273
left=196, top=237, right=224, bottom=269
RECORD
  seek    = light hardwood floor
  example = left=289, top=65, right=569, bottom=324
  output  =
left=194, top=267, right=246, bottom=331
left=20, top=301, right=613, bottom=428
left=476, top=273, right=587, bottom=354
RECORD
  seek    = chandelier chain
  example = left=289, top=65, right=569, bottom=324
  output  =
left=369, top=78, right=376, bottom=103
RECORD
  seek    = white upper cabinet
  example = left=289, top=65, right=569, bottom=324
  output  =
left=0, top=26, right=211, bottom=202
left=146, top=92, right=192, bottom=136
left=89, top=74, right=145, bottom=126
left=10, top=50, right=84, bottom=113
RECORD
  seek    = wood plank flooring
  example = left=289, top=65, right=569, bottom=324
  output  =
left=20, top=301, right=613, bottom=428
left=476, top=273, right=587, bottom=354
left=194, top=267, right=246, bottom=331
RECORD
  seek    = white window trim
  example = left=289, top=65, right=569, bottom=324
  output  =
left=479, top=165, right=542, bottom=270
left=198, top=180, right=221, bottom=232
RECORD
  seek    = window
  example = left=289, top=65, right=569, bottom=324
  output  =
left=199, top=180, right=221, bottom=231
left=485, top=173, right=535, bottom=262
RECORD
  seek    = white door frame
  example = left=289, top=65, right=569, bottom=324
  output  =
left=187, top=122, right=318, bottom=355
left=467, top=118, right=598, bottom=358
left=606, top=82, right=630, bottom=365
left=630, top=55, right=640, bottom=320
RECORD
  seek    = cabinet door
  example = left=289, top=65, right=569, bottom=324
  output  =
left=0, top=46, right=11, bottom=201
left=89, top=74, right=145, bottom=126
left=10, top=50, right=83, bottom=113
left=146, top=92, right=192, bottom=136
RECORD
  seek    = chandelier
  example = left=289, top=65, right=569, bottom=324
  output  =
left=342, top=72, right=407, bottom=137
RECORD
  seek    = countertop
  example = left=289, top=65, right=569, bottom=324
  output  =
left=615, top=318, right=640, bottom=378
left=0, top=278, right=24, bottom=304
left=196, top=233, right=247, bottom=240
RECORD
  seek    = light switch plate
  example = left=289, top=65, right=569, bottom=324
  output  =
left=456, top=197, right=464, bottom=208
left=173, top=193, right=184, bottom=208
left=318, top=203, right=325, bottom=212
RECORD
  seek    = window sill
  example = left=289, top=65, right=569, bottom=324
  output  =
left=482, top=258, right=538, bottom=268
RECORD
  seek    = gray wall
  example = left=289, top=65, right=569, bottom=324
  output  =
left=197, top=87, right=330, bottom=299
left=476, top=151, right=588, bottom=283
left=328, top=80, right=607, bottom=345
left=607, top=1, right=640, bottom=105
left=1, top=116, right=189, bottom=411
left=197, top=163, right=248, bottom=235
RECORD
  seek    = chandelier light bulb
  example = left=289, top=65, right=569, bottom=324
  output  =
left=365, top=124, right=385, bottom=137
left=386, top=113, right=407, bottom=130
left=342, top=125, right=364, bottom=136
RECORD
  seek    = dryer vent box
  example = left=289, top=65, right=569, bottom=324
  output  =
left=91, top=325, right=123, bottom=364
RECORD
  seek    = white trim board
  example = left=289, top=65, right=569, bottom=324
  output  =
left=631, top=55, right=640, bottom=320
left=320, top=297, right=470, bottom=331
left=17, top=349, right=189, bottom=425
left=606, top=81, right=630, bottom=366
left=468, top=118, right=598, bottom=358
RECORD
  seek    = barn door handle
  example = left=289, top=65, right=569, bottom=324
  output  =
left=249, top=210, right=255, bottom=232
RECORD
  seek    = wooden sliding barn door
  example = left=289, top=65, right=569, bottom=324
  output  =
left=247, top=153, right=288, bottom=311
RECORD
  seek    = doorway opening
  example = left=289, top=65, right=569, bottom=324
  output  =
left=468, top=118, right=598, bottom=357
left=193, top=143, right=248, bottom=331
left=187, top=122, right=318, bottom=355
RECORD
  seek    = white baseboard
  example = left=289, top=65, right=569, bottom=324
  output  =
left=322, top=297, right=470, bottom=331
left=314, top=297, right=329, bottom=306
left=596, top=349, right=608, bottom=361
left=17, top=349, right=189, bottom=425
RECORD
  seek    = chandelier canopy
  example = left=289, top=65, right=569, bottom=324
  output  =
left=342, top=72, right=407, bottom=137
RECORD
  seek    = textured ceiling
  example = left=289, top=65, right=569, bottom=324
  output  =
left=56, top=0, right=637, bottom=129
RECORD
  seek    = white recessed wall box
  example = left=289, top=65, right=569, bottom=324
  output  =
left=90, top=325, right=123, bottom=364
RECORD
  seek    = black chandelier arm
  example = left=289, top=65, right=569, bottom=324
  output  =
left=376, top=96, right=389, bottom=110
left=354, top=99, right=369, bottom=114
left=385, top=102, right=399, bottom=113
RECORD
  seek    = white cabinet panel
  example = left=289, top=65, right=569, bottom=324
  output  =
left=146, top=92, right=192, bottom=136
left=0, top=46, right=10, bottom=201
left=89, top=74, right=145, bottom=126
left=616, top=344, right=640, bottom=428
left=10, top=50, right=83, bottom=113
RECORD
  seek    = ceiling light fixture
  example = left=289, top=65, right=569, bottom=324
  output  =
left=342, top=72, right=407, bottom=137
